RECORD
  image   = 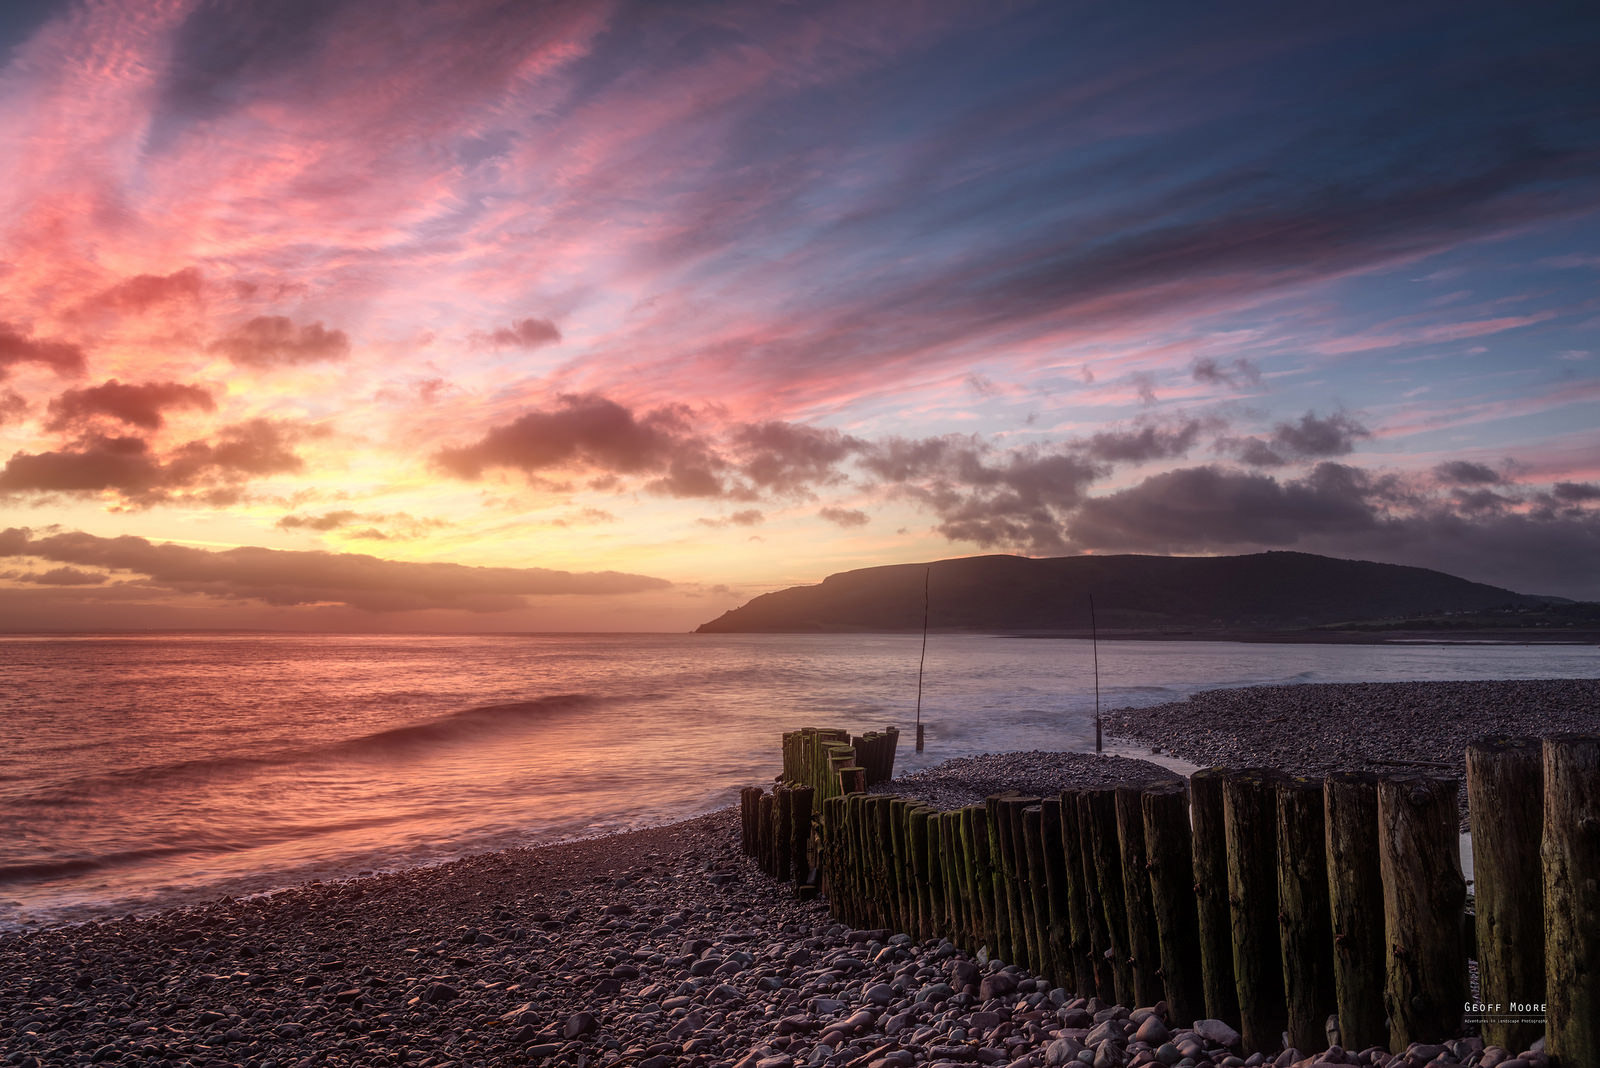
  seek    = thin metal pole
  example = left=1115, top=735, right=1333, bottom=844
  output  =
left=1090, top=593, right=1101, bottom=754
left=915, top=566, right=929, bottom=752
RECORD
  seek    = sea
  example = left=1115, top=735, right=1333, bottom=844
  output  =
left=2, top=631, right=1596, bottom=929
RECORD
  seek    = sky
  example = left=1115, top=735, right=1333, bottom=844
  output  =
left=1, top=0, right=1597, bottom=632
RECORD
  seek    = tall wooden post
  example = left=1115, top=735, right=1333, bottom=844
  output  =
left=1039, top=798, right=1074, bottom=992
left=1082, top=785, right=1134, bottom=1006
left=1072, top=789, right=1118, bottom=1002
left=1190, top=767, right=1239, bottom=1024
left=1466, top=736, right=1546, bottom=1055
left=1142, top=780, right=1204, bottom=1024
left=1324, top=770, right=1386, bottom=1051
left=1058, top=791, right=1100, bottom=998
left=1543, top=735, right=1600, bottom=1065
left=1276, top=775, right=1335, bottom=1052
left=1116, top=785, right=1164, bottom=1008
left=1022, top=803, right=1055, bottom=981
left=1223, top=768, right=1287, bottom=1056
left=1378, top=775, right=1467, bottom=1049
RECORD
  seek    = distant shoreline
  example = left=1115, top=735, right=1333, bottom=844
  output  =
left=692, top=626, right=1600, bottom=645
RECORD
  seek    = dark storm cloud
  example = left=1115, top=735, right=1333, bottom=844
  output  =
left=0, top=322, right=86, bottom=379
left=0, top=528, right=671, bottom=612
left=209, top=316, right=351, bottom=367
left=1434, top=460, right=1505, bottom=486
left=0, top=419, right=307, bottom=504
left=1224, top=411, right=1371, bottom=467
left=45, top=380, right=216, bottom=432
left=483, top=318, right=561, bottom=349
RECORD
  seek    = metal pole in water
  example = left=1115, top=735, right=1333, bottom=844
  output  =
left=1090, top=593, right=1101, bottom=754
left=915, top=566, right=930, bottom=753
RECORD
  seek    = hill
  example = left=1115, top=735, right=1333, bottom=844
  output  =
left=694, top=551, right=1569, bottom=636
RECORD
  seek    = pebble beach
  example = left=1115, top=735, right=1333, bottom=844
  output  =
left=5, top=677, right=1594, bottom=1068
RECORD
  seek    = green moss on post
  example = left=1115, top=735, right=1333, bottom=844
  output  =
left=1071, top=788, right=1118, bottom=1002
left=1057, top=790, right=1099, bottom=999
left=1021, top=803, right=1054, bottom=981
left=1116, top=784, right=1164, bottom=1008
left=1082, top=785, right=1134, bottom=1006
left=1190, top=768, right=1239, bottom=1024
left=1141, top=780, right=1204, bottom=1025
left=1039, top=798, right=1074, bottom=992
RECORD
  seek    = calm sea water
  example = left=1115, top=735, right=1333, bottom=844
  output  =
left=1, top=632, right=1595, bottom=928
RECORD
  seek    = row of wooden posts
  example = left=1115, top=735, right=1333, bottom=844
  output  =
left=780, top=726, right=900, bottom=800
left=738, top=732, right=1599, bottom=1067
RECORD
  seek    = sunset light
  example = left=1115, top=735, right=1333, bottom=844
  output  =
left=1, top=0, right=1596, bottom=631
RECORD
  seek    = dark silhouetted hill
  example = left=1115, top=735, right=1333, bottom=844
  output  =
left=695, top=551, right=1565, bottom=635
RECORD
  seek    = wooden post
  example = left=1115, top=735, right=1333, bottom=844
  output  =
left=872, top=795, right=894, bottom=929
left=910, top=805, right=934, bottom=939
left=968, top=804, right=996, bottom=957
left=1022, top=803, right=1055, bottom=981
left=774, top=785, right=793, bottom=881
left=1190, top=768, right=1239, bottom=1024
left=986, top=793, right=1018, bottom=963
left=1324, top=770, right=1386, bottom=1051
left=1223, top=768, right=1287, bottom=1056
left=1543, top=734, right=1600, bottom=1065
left=1072, top=789, right=1118, bottom=1002
left=1082, top=785, right=1135, bottom=1006
left=1116, top=784, right=1164, bottom=1008
left=939, top=810, right=963, bottom=945
left=888, top=797, right=910, bottom=934
left=1378, top=774, right=1467, bottom=1049
left=758, top=792, right=775, bottom=875
left=1058, top=790, right=1100, bottom=998
left=1276, top=774, right=1335, bottom=1052
left=791, top=784, right=815, bottom=883
left=740, top=786, right=762, bottom=855
left=1142, top=780, right=1204, bottom=1025
left=1466, top=736, right=1546, bottom=1055
left=1039, top=798, right=1074, bottom=992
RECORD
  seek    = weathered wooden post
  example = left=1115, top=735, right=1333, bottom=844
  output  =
left=1465, top=736, right=1546, bottom=1055
left=939, top=810, right=964, bottom=944
left=910, top=805, right=935, bottom=939
left=1039, top=798, right=1074, bottom=992
left=1082, top=785, right=1135, bottom=1006
left=740, top=786, right=762, bottom=855
left=986, top=793, right=1018, bottom=963
left=1223, top=767, right=1288, bottom=1056
left=1190, top=767, right=1239, bottom=1024
left=1002, top=795, right=1043, bottom=970
left=1378, top=774, right=1467, bottom=1049
left=872, top=795, right=895, bottom=928
left=964, top=804, right=993, bottom=955
left=758, top=791, right=775, bottom=875
left=1276, top=774, right=1335, bottom=1052
left=1543, top=734, right=1600, bottom=1065
left=1071, top=789, right=1118, bottom=1002
left=1324, top=770, right=1386, bottom=1051
left=1022, top=803, right=1055, bottom=981
left=773, top=785, right=793, bottom=881
left=791, top=784, right=815, bottom=883
left=1058, top=790, right=1100, bottom=998
left=1142, top=780, right=1204, bottom=1025
left=1116, top=784, right=1164, bottom=1008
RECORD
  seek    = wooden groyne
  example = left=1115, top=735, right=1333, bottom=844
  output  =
left=738, top=729, right=1600, bottom=1064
